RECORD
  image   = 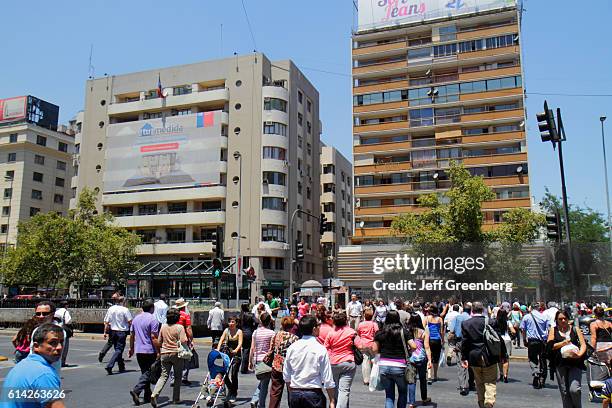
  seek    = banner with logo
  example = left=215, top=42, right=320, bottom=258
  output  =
left=103, top=111, right=222, bottom=193
left=357, top=0, right=516, bottom=31
left=0, top=96, right=27, bottom=123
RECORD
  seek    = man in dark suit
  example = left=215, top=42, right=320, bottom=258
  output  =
left=460, top=302, right=499, bottom=408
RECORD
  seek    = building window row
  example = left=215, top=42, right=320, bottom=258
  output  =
left=262, top=146, right=286, bottom=160
left=262, top=197, right=287, bottom=211
left=262, top=171, right=286, bottom=186
left=261, top=224, right=286, bottom=242
left=263, top=122, right=287, bottom=136
left=264, top=97, right=287, bottom=113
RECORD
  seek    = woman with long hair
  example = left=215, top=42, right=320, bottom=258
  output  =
left=547, top=310, right=587, bottom=408
left=217, top=316, right=243, bottom=402
left=495, top=309, right=516, bottom=383
left=425, top=304, right=444, bottom=383
left=324, top=312, right=357, bottom=408
left=12, top=317, right=39, bottom=363
left=249, top=312, right=275, bottom=408
left=268, top=316, right=299, bottom=408
left=589, top=306, right=612, bottom=366
left=150, top=308, right=189, bottom=407
left=372, top=310, right=410, bottom=408
left=406, top=313, right=432, bottom=408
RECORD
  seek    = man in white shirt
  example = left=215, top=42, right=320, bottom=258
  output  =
left=283, top=315, right=336, bottom=408
left=542, top=301, right=559, bottom=328
left=54, top=301, right=72, bottom=367
left=251, top=297, right=272, bottom=317
left=103, top=296, right=132, bottom=375
left=207, top=301, right=225, bottom=347
left=347, top=294, right=363, bottom=330
left=153, top=293, right=169, bottom=324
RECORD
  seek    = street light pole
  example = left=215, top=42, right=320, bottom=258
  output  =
left=289, top=208, right=321, bottom=300
left=233, top=151, right=242, bottom=307
left=600, top=116, right=612, bottom=255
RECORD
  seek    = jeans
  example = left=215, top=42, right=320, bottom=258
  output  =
left=456, top=342, right=475, bottom=391
left=226, top=354, right=241, bottom=397
left=527, top=340, right=547, bottom=381
left=379, top=365, right=408, bottom=408
left=555, top=365, right=582, bottom=408
left=288, top=388, right=326, bottom=408
left=106, top=330, right=128, bottom=370
left=472, top=364, right=497, bottom=408
left=152, top=353, right=184, bottom=402
left=251, top=371, right=271, bottom=407
left=240, top=345, right=251, bottom=374
left=61, top=336, right=70, bottom=365
left=133, top=353, right=157, bottom=400
left=99, top=336, right=113, bottom=360
left=331, top=361, right=356, bottom=408
left=408, top=362, right=428, bottom=404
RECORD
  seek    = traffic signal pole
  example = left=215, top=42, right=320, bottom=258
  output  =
left=556, top=109, right=572, bottom=244
left=289, top=208, right=321, bottom=301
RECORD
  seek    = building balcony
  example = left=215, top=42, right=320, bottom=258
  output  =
left=355, top=161, right=412, bottom=175
left=102, top=185, right=227, bottom=205
left=356, top=205, right=424, bottom=216
left=353, top=100, right=408, bottom=114
left=352, top=60, right=407, bottom=76
left=321, top=231, right=335, bottom=243
left=461, top=108, right=524, bottom=124
left=323, top=211, right=336, bottom=223
left=484, top=175, right=529, bottom=187
left=107, top=88, right=230, bottom=116
left=321, top=191, right=335, bottom=202
left=113, top=209, right=225, bottom=229
left=457, top=45, right=520, bottom=61
left=355, top=183, right=412, bottom=195
left=462, top=131, right=525, bottom=145
left=352, top=227, right=392, bottom=239
left=352, top=41, right=407, bottom=57
left=354, top=140, right=412, bottom=154
left=459, top=87, right=522, bottom=102
left=353, top=80, right=409, bottom=95
left=354, top=120, right=410, bottom=134
left=463, top=152, right=527, bottom=166
left=482, top=197, right=531, bottom=210
left=459, top=65, right=521, bottom=82
left=136, top=241, right=213, bottom=256
left=321, top=173, right=335, bottom=185
left=456, top=24, right=519, bottom=41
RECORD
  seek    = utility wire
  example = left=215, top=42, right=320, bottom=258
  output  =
left=241, top=0, right=257, bottom=51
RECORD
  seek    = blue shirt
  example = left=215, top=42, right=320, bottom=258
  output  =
left=520, top=311, right=549, bottom=341
left=1, top=353, right=62, bottom=407
left=452, top=312, right=470, bottom=338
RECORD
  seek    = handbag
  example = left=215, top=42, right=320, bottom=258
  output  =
left=400, top=329, right=416, bottom=384
left=369, top=355, right=384, bottom=392
left=188, top=347, right=200, bottom=369
left=255, top=362, right=273, bottom=379
left=352, top=334, right=364, bottom=365
left=177, top=340, right=193, bottom=360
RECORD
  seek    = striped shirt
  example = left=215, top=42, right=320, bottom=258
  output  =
left=252, top=327, right=275, bottom=363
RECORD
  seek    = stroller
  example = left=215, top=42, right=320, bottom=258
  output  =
left=192, top=350, right=234, bottom=408
left=586, top=355, right=611, bottom=402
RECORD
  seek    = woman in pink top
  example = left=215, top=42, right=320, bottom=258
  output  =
left=317, top=308, right=334, bottom=345
left=324, top=311, right=357, bottom=408
left=248, top=312, right=275, bottom=408
left=297, top=298, right=310, bottom=318
left=356, top=308, right=378, bottom=385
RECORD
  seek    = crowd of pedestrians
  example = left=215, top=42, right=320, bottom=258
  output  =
left=1, top=293, right=610, bottom=408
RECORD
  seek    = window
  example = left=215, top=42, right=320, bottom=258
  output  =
left=9, top=133, right=17, bottom=143
left=263, top=122, right=287, bottom=136
left=439, top=25, right=457, bottom=42
left=409, top=108, right=434, bottom=127
left=55, top=177, right=65, bottom=187
left=57, top=161, right=66, bottom=170
left=298, top=91, right=303, bottom=103
left=54, top=194, right=64, bottom=204
left=58, top=142, right=68, bottom=153
left=262, top=197, right=286, bottom=211
left=433, top=43, right=457, bottom=57
left=34, top=155, right=45, bottom=165
left=262, top=171, right=286, bottom=186
left=262, top=146, right=286, bottom=160
left=2, top=206, right=9, bottom=216
left=138, top=204, right=157, bottom=215
left=173, top=85, right=192, bottom=95
left=30, top=207, right=40, bottom=217
left=353, top=89, right=408, bottom=106
left=36, top=135, right=47, bottom=146
left=117, top=206, right=133, bottom=217
left=5, top=171, right=14, bottom=179
left=166, top=228, right=186, bottom=243
left=275, top=258, right=284, bottom=270
left=297, top=182, right=302, bottom=194
left=4, top=188, right=12, bottom=199
left=33, top=172, right=43, bottom=182
left=306, top=234, right=311, bottom=250
left=262, top=257, right=272, bottom=269
left=323, top=164, right=335, bottom=174
left=31, top=190, right=43, bottom=200
left=297, top=113, right=303, bottom=126
left=408, top=47, right=432, bottom=60
left=264, top=97, right=287, bottom=112
left=307, top=143, right=312, bottom=155
left=143, top=111, right=163, bottom=119
left=307, top=121, right=312, bottom=134
left=1, top=224, right=7, bottom=234
left=168, top=202, right=187, bottom=213
left=307, top=100, right=312, bottom=113
left=306, top=187, right=311, bottom=199
left=458, top=39, right=484, bottom=53
left=323, top=183, right=335, bottom=193
left=460, top=80, right=487, bottom=94
left=171, top=108, right=191, bottom=116
left=261, top=224, right=286, bottom=242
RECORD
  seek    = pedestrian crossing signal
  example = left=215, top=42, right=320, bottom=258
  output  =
left=212, top=258, right=223, bottom=279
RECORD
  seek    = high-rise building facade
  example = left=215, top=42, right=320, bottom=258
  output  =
left=0, top=96, right=75, bottom=249
left=352, top=0, right=529, bottom=244
left=72, top=54, right=323, bottom=297
left=320, top=144, right=353, bottom=277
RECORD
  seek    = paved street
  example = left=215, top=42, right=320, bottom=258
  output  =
left=0, top=334, right=595, bottom=407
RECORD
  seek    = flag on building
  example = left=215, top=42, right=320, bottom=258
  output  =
left=156, top=73, right=166, bottom=98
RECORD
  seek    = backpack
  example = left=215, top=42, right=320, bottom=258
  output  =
left=483, top=317, right=502, bottom=359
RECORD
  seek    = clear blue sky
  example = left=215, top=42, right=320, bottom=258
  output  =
left=2, top=0, right=611, bottom=215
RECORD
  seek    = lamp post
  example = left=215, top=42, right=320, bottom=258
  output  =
left=600, top=116, right=612, bottom=256
left=233, top=151, right=242, bottom=307
left=4, top=175, right=14, bottom=256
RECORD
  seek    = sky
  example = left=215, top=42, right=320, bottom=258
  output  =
left=1, top=0, right=611, bottom=216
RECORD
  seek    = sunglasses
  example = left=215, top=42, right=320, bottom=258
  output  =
left=35, top=311, right=52, bottom=317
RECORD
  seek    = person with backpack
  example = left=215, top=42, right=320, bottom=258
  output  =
left=460, top=301, right=500, bottom=408
left=521, top=301, right=550, bottom=389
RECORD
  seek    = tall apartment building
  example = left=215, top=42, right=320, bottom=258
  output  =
left=351, top=0, right=529, bottom=244
left=320, top=144, right=353, bottom=277
left=72, top=54, right=322, bottom=297
left=0, top=96, right=75, bottom=249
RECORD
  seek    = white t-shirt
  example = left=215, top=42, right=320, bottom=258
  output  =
left=347, top=301, right=363, bottom=317
left=104, top=305, right=132, bottom=332
left=153, top=300, right=168, bottom=324
left=542, top=307, right=558, bottom=328
left=54, top=308, right=72, bottom=325
left=444, top=310, right=460, bottom=327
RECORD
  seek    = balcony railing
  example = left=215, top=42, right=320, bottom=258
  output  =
left=113, top=208, right=224, bottom=217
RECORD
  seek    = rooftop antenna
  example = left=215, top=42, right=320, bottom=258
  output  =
left=88, top=44, right=95, bottom=79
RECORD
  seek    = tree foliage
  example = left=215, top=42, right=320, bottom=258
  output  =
left=1, top=188, right=140, bottom=290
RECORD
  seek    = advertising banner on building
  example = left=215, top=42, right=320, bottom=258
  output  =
left=357, top=0, right=516, bottom=31
left=0, top=96, right=27, bottom=123
left=104, top=111, right=223, bottom=193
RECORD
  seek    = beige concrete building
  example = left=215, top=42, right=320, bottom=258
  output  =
left=320, top=145, right=353, bottom=277
left=72, top=54, right=323, bottom=297
left=0, top=96, right=75, bottom=249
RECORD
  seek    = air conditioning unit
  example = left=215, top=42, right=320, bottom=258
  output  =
left=265, top=121, right=274, bottom=126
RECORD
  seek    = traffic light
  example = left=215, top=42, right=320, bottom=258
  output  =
left=210, top=227, right=222, bottom=258
left=537, top=100, right=558, bottom=144
left=546, top=211, right=562, bottom=242
left=320, top=213, right=328, bottom=235
left=212, top=257, right=223, bottom=279
left=295, top=241, right=304, bottom=261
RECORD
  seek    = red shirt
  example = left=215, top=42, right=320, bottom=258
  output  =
left=324, top=326, right=356, bottom=365
left=317, top=323, right=334, bottom=345
left=178, top=310, right=191, bottom=327
left=356, top=320, right=378, bottom=349
left=297, top=302, right=310, bottom=317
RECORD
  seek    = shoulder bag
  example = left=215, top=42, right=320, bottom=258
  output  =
left=352, top=334, right=364, bottom=365
left=400, top=329, right=416, bottom=384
